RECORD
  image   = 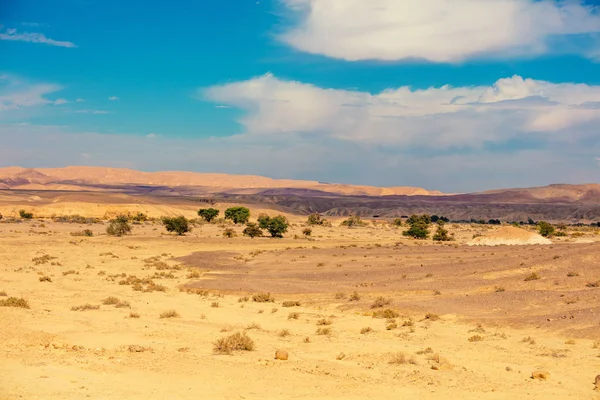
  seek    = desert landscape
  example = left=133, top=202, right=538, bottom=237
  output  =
left=1, top=167, right=600, bottom=399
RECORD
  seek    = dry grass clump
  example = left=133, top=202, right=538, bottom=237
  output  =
left=566, top=271, right=579, bottom=277
left=62, top=270, right=78, bottom=276
left=282, top=300, right=301, bottom=307
left=0, top=291, right=7, bottom=296
left=238, top=296, right=249, bottom=302
left=370, top=296, right=391, bottom=308
left=524, top=272, right=541, bottom=281
left=586, top=280, right=600, bottom=288
left=278, top=329, right=291, bottom=337
left=213, top=332, right=255, bottom=354
left=159, top=309, right=180, bottom=319
left=288, top=312, right=300, bottom=320
left=119, top=275, right=167, bottom=292
left=186, top=270, right=201, bottom=279
left=416, top=347, right=434, bottom=355
left=0, top=297, right=30, bottom=308
left=388, top=352, right=417, bottom=365
left=102, top=296, right=120, bottom=305
left=316, top=327, right=332, bottom=336
left=468, top=335, right=484, bottom=342
left=334, top=292, right=346, bottom=299
left=349, top=291, right=361, bottom=301
left=372, top=308, right=399, bottom=319
left=252, top=292, right=275, bottom=303
left=129, top=312, right=140, bottom=318
left=245, top=322, right=261, bottom=330
left=115, top=300, right=130, bottom=308
left=316, top=318, right=333, bottom=326
left=71, top=303, right=100, bottom=311
left=424, top=313, right=440, bottom=321
left=522, top=336, right=536, bottom=345
left=39, top=276, right=52, bottom=282
left=494, top=286, right=505, bottom=292
left=360, top=327, right=373, bottom=334
left=32, top=255, right=56, bottom=265
left=211, top=301, right=220, bottom=308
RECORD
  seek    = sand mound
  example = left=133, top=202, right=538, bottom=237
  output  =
left=468, top=226, right=551, bottom=246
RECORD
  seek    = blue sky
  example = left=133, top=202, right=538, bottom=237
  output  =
left=1, top=0, right=600, bottom=192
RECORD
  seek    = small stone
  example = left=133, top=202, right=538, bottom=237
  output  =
left=275, top=349, right=289, bottom=361
left=531, top=370, right=550, bottom=380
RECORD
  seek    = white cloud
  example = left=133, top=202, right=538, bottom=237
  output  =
left=108, top=96, right=120, bottom=101
left=0, top=75, right=63, bottom=113
left=76, top=98, right=85, bottom=103
left=146, top=133, right=157, bottom=138
left=204, top=73, right=600, bottom=148
left=279, top=0, right=600, bottom=62
left=53, top=98, right=68, bottom=105
left=75, top=109, right=110, bottom=114
left=214, top=105, right=230, bottom=109
left=0, top=27, right=76, bottom=48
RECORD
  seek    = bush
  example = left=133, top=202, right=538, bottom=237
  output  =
left=19, top=210, right=33, bottom=219
left=257, top=214, right=289, bottom=238
left=252, top=292, right=275, bottom=302
left=538, top=221, right=555, bottom=238
left=340, top=215, right=366, bottom=228
left=393, top=218, right=403, bottom=227
left=307, top=213, right=326, bottom=226
left=162, top=216, right=191, bottom=235
left=224, top=207, right=250, bottom=224
left=222, top=228, right=236, bottom=238
left=0, top=297, right=29, bottom=308
left=131, top=212, right=148, bottom=222
left=432, top=221, right=453, bottom=241
left=198, top=208, right=219, bottom=223
left=302, top=227, right=312, bottom=236
left=242, top=222, right=263, bottom=238
left=403, top=214, right=431, bottom=239
left=106, top=215, right=132, bottom=237
left=213, top=332, right=255, bottom=354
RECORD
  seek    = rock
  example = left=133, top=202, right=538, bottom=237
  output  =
left=531, top=370, right=550, bottom=380
left=275, top=349, right=289, bottom=361
left=594, top=374, right=600, bottom=388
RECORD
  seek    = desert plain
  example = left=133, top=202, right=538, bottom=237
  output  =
left=1, top=177, right=600, bottom=399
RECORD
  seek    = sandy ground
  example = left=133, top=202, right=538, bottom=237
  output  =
left=1, top=216, right=600, bottom=399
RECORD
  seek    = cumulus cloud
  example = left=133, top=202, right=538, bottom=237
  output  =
left=204, top=73, right=600, bottom=148
left=0, top=27, right=77, bottom=48
left=279, top=0, right=600, bottom=62
left=0, top=75, right=63, bottom=113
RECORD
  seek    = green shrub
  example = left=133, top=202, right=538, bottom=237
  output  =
left=257, top=214, right=289, bottom=238
left=224, top=207, right=250, bottom=224
left=307, top=213, right=326, bottom=226
left=198, top=208, right=219, bottom=223
left=162, top=216, right=191, bottom=235
left=242, top=222, right=263, bottom=238
left=19, top=210, right=33, bottom=219
left=432, top=220, right=453, bottom=241
left=340, top=215, right=366, bottom=228
left=106, top=215, right=132, bottom=237
left=538, top=221, right=555, bottom=237
left=403, top=214, right=431, bottom=239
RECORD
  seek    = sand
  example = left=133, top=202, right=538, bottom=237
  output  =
left=468, top=226, right=552, bottom=246
left=1, top=213, right=600, bottom=399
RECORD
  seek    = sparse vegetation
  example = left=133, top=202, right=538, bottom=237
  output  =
left=349, top=291, right=361, bottom=301
left=71, top=303, right=100, bottom=311
left=370, top=296, right=390, bottom=308
left=372, top=309, right=399, bottom=319
left=302, top=227, right=312, bottom=236
left=316, top=318, right=332, bottom=326
left=159, top=310, right=180, bottom=318
left=252, top=292, right=275, bottom=303
left=39, top=276, right=52, bottom=282
left=224, top=207, right=250, bottom=224
left=278, top=329, right=291, bottom=337
left=106, top=215, right=132, bottom=237
left=524, top=272, right=541, bottom=281
left=340, top=215, right=366, bottom=228
left=335, top=292, right=346, bottom=299
left=161, top=216, right=191, bottom=235
left=102, top=296, right=120, bottom=305
left=242, top=222, right=263, bottom=238
left=0, top=297, right=29, bottom=308
left=213, top=332, right=255, bottom=354
left=388, top=352, right=417, bottom=365
left=282, top=300, right=301, bottom=307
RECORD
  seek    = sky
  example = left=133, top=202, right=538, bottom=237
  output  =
left=1, top=0, right=600, bottom=192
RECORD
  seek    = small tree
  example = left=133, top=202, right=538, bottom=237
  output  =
left=106, top=215, right=132, bottom=237
left=222, top=228, right=237, bottom=238
left=162, top=216, right=191, bottom=235
left=257, top=214, right=289, bottom=238
left=307, top=213, right=326, bottom=226
left=198, top=208, right=219, bottom=223
left=19, top=209, right=33, bottom=219
left=243, top=222, right=263, bottom=238
left=432, top=220, right=453, bottom=241
left=340, top=215, right=366, bottom=228
left=224, top=207, right=250, bottom=224
left=403, top=214, right=431, bottom=239
left=538, top=221, right=555, bottom=237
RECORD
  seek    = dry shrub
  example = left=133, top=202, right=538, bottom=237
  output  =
left=424, top=313, right=440, bottom=321
left=372, top=309, right=399, bottom=319
left=159, top=309, right=179, bottom=318
left=303, top=336, right=311, bottom=343
left=566, top=271, right=579, bottom=277
left=416, top=347, right=434, bottom=355
left=213, top=332, right=255, bottom=354
left=238, top=296, right=249, bottom=302
left=129, top=312, right=140, bottom=318
left=102, top=296, right=120, bottom=305
left=336, top=352, right=346, bottom=360
left=386, top=322, right=398, bottom=330
left=39, top=276, right=52, bottom=282
left=186, top=270, right=201, bottom=279
left=252, top=292, right=275, bottom=303
left=288, top=312, right=300, bottom=320
left=71, top=303, right=100, bottom=311
left=316, top=327, right=332, bottom=336
left=316, top=318, right=332, bottom=326
left=522, top=336, right=536, bottom=345
left=360, top=327, right=373, bottom=334
left=278, top=329, right=291, bottom=337
left=0, top=297, right=29, bottom=308
left=349, top=291, right=361, bottom=301
left=586, top=280, right=600, bottom=288
left=389, top=352, right=417, bottom=365
left=0, top=291, right=7, bottom=296
left=115, top=301, right=130, bottom=308
left=524, top=272, right=541, bottom=281
left=494, top=286, right=505, bottom=292
left=282, top=300, right=301, bottom=307
left=211, top=301, right=220, bottom=308
left=62, top=270, right=78, bottom=276
left=335, top=292, right=346, bottom=299
left=370, top=296, right=391, bottom=309
left=468, top=335, right=484, bottom=342
left=245, top=322, right=261, bottom=330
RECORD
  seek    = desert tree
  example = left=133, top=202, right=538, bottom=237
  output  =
left=198, top=208, right=219, bottom=223
left=307, top=213, right=326, bottom=226
left=162, top=216, right=191, bottom=235
left=403, top=214, right=431, bottom=239
left=538, top=221, right=555, bottom=238
left=257, top=214, right=289, bottom=238
left=242, top=222, right=263, bottom=238
left=432, top=220, right=453, bottom=241
left=224, top=207, right=250, bottom=224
